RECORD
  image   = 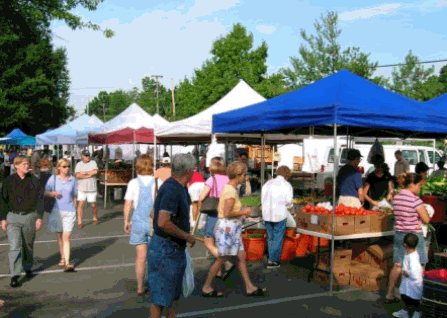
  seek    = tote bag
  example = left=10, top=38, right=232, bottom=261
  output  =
left=200, top=175, right=219, bottom=215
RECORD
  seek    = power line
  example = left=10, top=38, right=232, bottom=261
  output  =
left=376, top=58, right=447, bottom=69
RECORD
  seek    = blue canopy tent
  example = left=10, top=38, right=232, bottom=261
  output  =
left=425, top=92, right=447, bottom=111
left=5, top=129, right=27, bottom=138
left=213, top=69, right=447, bottom=295
left=0, top=129, right=35, bottom=145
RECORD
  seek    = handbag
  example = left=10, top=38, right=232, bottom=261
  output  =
left=200, top=175, right=219, bottom=215
left=44, top=175, right=57, bottom=213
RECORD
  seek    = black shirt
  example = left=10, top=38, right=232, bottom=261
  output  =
left=0, top=173, right=45, bottom=220
left=364, top=172, right=391, bottom=208
left=153, top=177, right=191, bottom=247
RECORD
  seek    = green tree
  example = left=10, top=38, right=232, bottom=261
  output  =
left=138, top=76, right=173, bottom=118
left=280, top=11, right=385, bottom=88
left=439, top=65, right=447, bottom=90
left=85, top=91, right=111, bottom=121
left=389, top=51, right=445, bottom=101
left=175, top=23, right=285, bottom=119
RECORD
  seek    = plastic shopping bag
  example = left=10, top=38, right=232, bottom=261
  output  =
left=367, top=140, right=385, bottom=164
left=182, top=249, right=195, bottom=298
left=286, top=212, right=297, bottom=228
left=422, top=204, right=435, bottom=237
left=372, top=199, right=393, bottom=211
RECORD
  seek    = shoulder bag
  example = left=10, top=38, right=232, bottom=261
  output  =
left=200, top=175, right=219, bottom=215
left=44, top=175, right=57, bottom=213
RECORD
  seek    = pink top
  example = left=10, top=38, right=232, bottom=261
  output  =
left=205, top=174, right=229, bottom=198
left=392, top=189, right=423, bottom=233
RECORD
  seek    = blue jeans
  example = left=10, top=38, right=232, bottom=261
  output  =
left=264, top=219, right=287, bottom=263
left=147, top=235, right=186, bottom=308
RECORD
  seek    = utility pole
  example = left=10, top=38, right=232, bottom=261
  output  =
left=170, top=78, right=175, bottom=116
left=150, top=75, right=163, bottom=114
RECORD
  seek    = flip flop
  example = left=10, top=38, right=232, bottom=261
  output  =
left=64, top=264, right=75, bottom=272
left=77, top=224, right=83, bottom=229
left=201, top=290, right=223, bottom=298
left=220, top=265, right=236, bottom=281
left=58, top=259, right=66, bottom=268
left=137, top=288, right=148, bottom=296
left=93, top=219, right=99, bottom=225
left=247, top=287, right=268, bottom=298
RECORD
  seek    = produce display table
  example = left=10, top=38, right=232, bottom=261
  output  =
left=100, top=182, right=128, bottom=207
left=296, top=228, right=394, bottom=290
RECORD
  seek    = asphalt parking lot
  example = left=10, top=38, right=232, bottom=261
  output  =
left=0, top=200, right=395, bottom=318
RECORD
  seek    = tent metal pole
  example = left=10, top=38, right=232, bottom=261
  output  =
left=330, top=123, right=338, bottom=296
left=132, top=131, right=136, bottom=179
left=346, top=127, right=349, bottom=149
left=261, top=133, right=265, bottom=187
left=433, top=139, right=436, bottom=175
left=104, top=156, right=108, bottom=209
left=153, top=133, right=157, bottom=172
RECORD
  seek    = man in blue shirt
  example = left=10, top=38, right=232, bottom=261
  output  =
left=336, top=149, right=364, bottom=208
left=148, top=153, right=196, bottom=318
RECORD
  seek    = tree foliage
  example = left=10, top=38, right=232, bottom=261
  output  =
left=389, top=51, right=446, bottom=101
left=280, top=11, right=385, bottom=88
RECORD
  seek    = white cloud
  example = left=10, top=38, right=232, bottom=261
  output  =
left=52, top=8, right=232, bottom=112
left=256, top=25, right=276, bottom=34
left=437, top=1, right=447, bottom=6
left=339, top=4, right=402, bottom=21
left=177, top=5, right=185, bottom=9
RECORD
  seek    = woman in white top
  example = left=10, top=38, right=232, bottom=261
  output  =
left=123, top=155, right=162, bottom=296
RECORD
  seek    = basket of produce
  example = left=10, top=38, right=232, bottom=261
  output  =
left=421, top=176, right=447, bottom=223
left=242, top=229, right=267, bottom=261
left=99, top=169, right=132, bottom=184
left=240, top=196, right=262, bottom=217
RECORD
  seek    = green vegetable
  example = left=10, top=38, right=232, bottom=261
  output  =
left=240, top=196, right=262, bottom=207
left=421, top=175, right=447, bottom=198
left=243, top=233, right=263, bottom=238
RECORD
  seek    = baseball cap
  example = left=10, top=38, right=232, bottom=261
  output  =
left=347, top=149, right=362, bottom=161
left=82, top=150, right=91, bottom=156
left=162, top=157, right=171, bottom=164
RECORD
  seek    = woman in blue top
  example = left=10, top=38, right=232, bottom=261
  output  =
left=45, top=158, right=77, bottom=272
left=123, top=155, right=161, bottom=296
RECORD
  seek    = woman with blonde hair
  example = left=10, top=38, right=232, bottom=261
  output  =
left=45, top=158, right=77, bottom=272
left=198, top=157, right=235, bottom=280
left=201, top=161, right=268, bottom=298
left=123, top=154, right=162, bottom=296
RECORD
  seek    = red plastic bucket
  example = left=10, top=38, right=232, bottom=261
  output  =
left=242, top=229, right=267, bottom=261
left=421, top=195, right=446, bottom=223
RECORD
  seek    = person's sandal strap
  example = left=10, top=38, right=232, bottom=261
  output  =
left=221, top=265, right=236, bottom=280
left=247, top=287, right=268, bottom=297
left=201, top=290, right=223, bottom=298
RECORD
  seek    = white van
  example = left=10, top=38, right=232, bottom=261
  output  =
left=316, top=144, right=444, bottom=190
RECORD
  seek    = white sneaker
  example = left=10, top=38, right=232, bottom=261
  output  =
left=393, top=309, right=409, bottom=318
left=411, top=312, right=422, bottom=318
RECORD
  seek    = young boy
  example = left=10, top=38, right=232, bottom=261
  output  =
left=393, top=233, right=423, bottom=318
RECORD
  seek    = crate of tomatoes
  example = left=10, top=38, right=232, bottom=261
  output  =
left=295, top=204, right=386, bottom=235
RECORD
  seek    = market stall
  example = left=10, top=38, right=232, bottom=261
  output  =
left=213, top=69, right=447, bottom=295
left=88, top=103, right=160, bottom=207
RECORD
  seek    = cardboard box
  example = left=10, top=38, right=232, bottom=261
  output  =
left=351, top=243, right=371, bottom=265
left=350, top=265, right=385, bottom=292
left=295, top=211, right=355, bottom=236
left=367, top=244, right=394, bottom=271
left=315, top=265, right=350, bottom=286
left=319, top=249, right=352, bottom=270
left=370, top=213, right=393, bottom=232
left=354, top=215, right=371, bottom=233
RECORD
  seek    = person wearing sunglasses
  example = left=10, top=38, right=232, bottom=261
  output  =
left=45, top=158, right=77, bottom=272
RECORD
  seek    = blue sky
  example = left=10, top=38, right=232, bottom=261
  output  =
left=50, top=0, right=447, bottom=115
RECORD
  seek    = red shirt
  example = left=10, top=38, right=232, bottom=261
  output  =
left=188, top=172, right=205, bottom=187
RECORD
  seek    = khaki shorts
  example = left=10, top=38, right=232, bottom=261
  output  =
left=338, top=196, right=362, bottom=208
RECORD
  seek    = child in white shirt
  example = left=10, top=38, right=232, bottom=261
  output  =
left=393, top=233, right=423, bottom=318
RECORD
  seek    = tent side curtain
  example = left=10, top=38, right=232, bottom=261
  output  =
left=212, top=69, right=447, bottom=138
left=88, top=128, right=157, bottom=144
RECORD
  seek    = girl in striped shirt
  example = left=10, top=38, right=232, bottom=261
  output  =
left=385, top=173, right=431, bottom=303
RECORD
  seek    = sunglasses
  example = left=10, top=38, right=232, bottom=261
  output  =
left=61, top=166, right=70, bottom=168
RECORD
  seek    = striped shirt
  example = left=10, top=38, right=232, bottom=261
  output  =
left=392, top=189, right=423, bottom=233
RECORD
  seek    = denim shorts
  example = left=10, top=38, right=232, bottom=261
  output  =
left=394, top=231, right=428, bottom=265
left=147, top=235, right=186, bottom=308
left=204, top=215, right=219, bottom=237
left=129, top=226, right=151, bottom=245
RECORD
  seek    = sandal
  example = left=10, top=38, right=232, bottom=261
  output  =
left=77, top=223, right=83, bottom=229
left=247, top=287, right=268, bottom=298
left=93, top=219, right=99, bottom=225
left=201, top=290, right=223, bottom=298
left=64, top=264, right=75, bottom=272
left=220, top=265, right=236, bottom=281
left=137, top=288, right=148, bottom=296
left=58, top=259, right=66, bottom=268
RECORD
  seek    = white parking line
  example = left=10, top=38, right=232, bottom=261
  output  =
left=0, top=256, right=210, bottom=277
left=174, top=288, right=358, bottom=318
left=0, top=234, right=130, bottom=246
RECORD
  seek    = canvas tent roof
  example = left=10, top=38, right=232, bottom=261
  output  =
left=213, top=69, right=447, bottom=138
left=35, top=114, right=104, bottom=145
left=156, top=80, right=272, bottom=144
left=88, top=103, right=159, bottom=144
left=425, top=92, right=447, bottom=112
left=5, top=129, right=27, bottom=138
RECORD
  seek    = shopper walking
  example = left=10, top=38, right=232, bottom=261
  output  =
left=30, top=147, right=42, bottom=179
left=147, top=154, right=196, bottom=318
left=261, top=166, right=294, bottom=269
left=75, top=150, right=99, bottom=229
left=123, top=155, right=161, bottom=296
left=188, top=166, right=205, bottom=228
left=45, top=159, right=77, bottom=272
left=336, top=149, right=364, bottom=208
left=201, top=161, right=268, bottom=298
left=385, top=173, right=430, bottom=303
left=198, top=157, right=235, bottom=280
left=0, top=155, right=44, bottom=288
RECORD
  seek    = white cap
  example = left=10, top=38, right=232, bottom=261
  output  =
left=162, top=157, right=171, bottom=164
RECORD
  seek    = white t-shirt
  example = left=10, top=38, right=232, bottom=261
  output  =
left=261, top=175, right=294, bottom=222
left=400, top=251, right=423, bottom=300
left=124, top=175, right=163, bottom=209
left=75, top=160, right=99, bottom=192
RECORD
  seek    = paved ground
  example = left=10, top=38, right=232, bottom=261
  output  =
left=0, top=199, right=399, bottom=318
